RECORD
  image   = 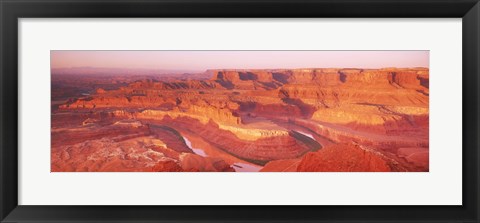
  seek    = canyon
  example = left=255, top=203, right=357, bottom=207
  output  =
left=51, top=67, right=429, bottom=172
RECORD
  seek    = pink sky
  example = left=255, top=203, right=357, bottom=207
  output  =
left=51, top=51, right=429, bottom=71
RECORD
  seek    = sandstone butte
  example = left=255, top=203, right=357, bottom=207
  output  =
left=261, top=143, right=397, bottom=172
left=51, top=67, right=429, bottom=172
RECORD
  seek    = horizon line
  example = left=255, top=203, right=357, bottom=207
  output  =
left=51, top=66, right=430, bottom=72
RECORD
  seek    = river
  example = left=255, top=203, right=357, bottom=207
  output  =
left=295, top=130, right=315, bottom=140
left=182, top=136, right=207, bottom=157
left=231, top=162, right=262, bottom=172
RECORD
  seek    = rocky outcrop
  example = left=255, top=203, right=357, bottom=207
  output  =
left=150, top=160, right=184, bottom=172
left=296, top=143, right=392, bottom=172
left=259, top=159, right=300, bottom=172
left=259, top=143, right=395, bottom=172
left=114, top=107, right=241, bottom=126
left=397, top=147, right=429, bottom=170
left=51, top=123, right=237, bottom=172
left=179, top=153, right=235, bottom=172
left=51, top=136, right=176, bottom=172
left=51, top=118, right=151, bottom=148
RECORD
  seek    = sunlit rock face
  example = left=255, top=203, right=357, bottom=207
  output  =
left=260, top=143, right=396, bottom=172
left=51, top=67, right=429, bottom=172
left=296, top=143, right=393, bottom=172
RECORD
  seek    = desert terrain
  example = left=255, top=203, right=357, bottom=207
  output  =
left=51, top=67, right=429, bottom=172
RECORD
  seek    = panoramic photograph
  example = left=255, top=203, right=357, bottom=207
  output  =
left=51, top=51, right=429, bottom=172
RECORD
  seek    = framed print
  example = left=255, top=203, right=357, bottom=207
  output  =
left=1, top=0, right=479, bottom=222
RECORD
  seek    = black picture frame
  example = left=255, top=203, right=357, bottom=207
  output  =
left=1, top=0, right=479, bottom=222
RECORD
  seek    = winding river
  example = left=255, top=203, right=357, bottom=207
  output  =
left=182, top=136, right=207, bottom=157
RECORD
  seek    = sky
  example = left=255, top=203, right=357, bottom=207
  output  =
left=51, top=51, right=429, bottom=72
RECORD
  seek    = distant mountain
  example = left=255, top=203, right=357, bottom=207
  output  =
left=51, top=67, right=202, bottom=76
